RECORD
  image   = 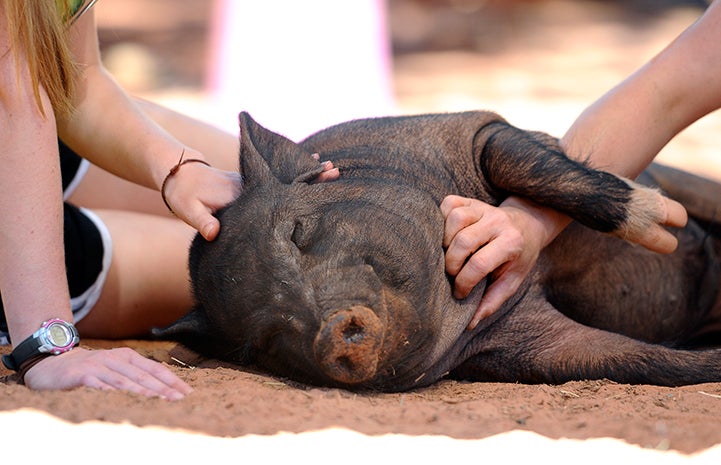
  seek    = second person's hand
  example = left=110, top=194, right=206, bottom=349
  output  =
left=441, top=195, right=570, bottom=329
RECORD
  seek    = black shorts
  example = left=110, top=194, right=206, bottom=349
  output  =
left=0, top=141, right=112, bottom=344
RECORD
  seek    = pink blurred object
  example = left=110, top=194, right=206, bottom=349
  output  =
left=207, top=0, right=395, bottom=141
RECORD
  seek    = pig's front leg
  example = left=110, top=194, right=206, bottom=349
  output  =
left=474, top=122, right=686, bottom=251
left=451, top=287, right=721, bottom=387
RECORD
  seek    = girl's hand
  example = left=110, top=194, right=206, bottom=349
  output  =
left=310, top=153, right=340, bottom=184
left=162, top=150, right=338, bottom=241
left=23, top=347, right=193, bottom=399
left=162, top=155, right=242, bottom=241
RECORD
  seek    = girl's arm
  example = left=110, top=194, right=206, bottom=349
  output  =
left=56, top=10, right=240, bottom=240
left=445, top=0, right=721, bottom=326
left=0, top=23, right=73, bottom=347
left=0, top=7, right=190, bottom=397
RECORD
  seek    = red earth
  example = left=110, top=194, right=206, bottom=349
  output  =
left=2, top=1, right=720, bottom=462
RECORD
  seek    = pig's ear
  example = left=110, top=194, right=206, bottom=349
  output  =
left=238, top=112, right=324, bottom=186
left=152, top=307, right=229, bottom=356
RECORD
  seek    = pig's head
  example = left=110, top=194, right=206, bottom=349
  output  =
left=157, top=112, right=485, bottom=391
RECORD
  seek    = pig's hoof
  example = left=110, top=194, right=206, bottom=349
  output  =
left=314, top=306, right=383, bottom=385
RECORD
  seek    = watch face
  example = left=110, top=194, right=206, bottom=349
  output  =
left=47, top=322, right=72, bottom=347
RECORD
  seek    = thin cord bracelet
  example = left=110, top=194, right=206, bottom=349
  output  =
left=161, top=148, right=211, bottom=215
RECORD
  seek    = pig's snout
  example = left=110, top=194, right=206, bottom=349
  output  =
left=314, top=306, right=383, bottom=385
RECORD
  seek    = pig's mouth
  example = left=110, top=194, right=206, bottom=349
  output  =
left=313, top=305, right=384, bottom=384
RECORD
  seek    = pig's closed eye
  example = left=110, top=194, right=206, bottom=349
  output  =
left=291, top=221, right=305, bottom=249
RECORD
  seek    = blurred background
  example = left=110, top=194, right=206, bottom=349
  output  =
left=95, top=0, right=718, bottom=179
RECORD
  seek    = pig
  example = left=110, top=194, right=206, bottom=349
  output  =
left=155, top=111, right=721, bottom=391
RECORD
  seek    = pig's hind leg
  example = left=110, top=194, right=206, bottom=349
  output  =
left=474, top=122, right=685, bottom=251
left=451, top=289, right=721, bottom=387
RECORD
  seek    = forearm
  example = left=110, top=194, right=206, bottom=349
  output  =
left=509, top=2, right=721, bottom=245
left=133, top=98, right=240, bottom=172
left=57, top=66, right=186, bottom=190
left=562, top=0, right=721, bottom=177
left=56, top=10, right=190, bottom=191
left=0, top=92, right=73, bottom=344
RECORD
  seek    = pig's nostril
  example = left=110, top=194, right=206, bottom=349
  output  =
left=314, top=305, right=384, bottom=385
left=342, top=321, right=365, bottom=343
left=337, top=355, right=355, bottom=372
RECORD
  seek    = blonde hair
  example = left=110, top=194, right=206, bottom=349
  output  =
left=3, top=0, right=77, bottom=118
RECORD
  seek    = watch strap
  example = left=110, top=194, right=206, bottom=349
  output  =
left=2, top=330, right=44, bottom=371
left=2, top=353, right=19, bottom=371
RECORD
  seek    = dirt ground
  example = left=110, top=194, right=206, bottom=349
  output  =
left=2, top=0, right=721, bottom=461
left=2, top=339, right=721, bottom=457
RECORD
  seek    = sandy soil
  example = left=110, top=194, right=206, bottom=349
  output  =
left=2, top=0, right=721, bottom=461
left=2, top=340, right=721, bottom=457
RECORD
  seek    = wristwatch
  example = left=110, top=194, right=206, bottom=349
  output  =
left=2, top=318, right=80, bottom=373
